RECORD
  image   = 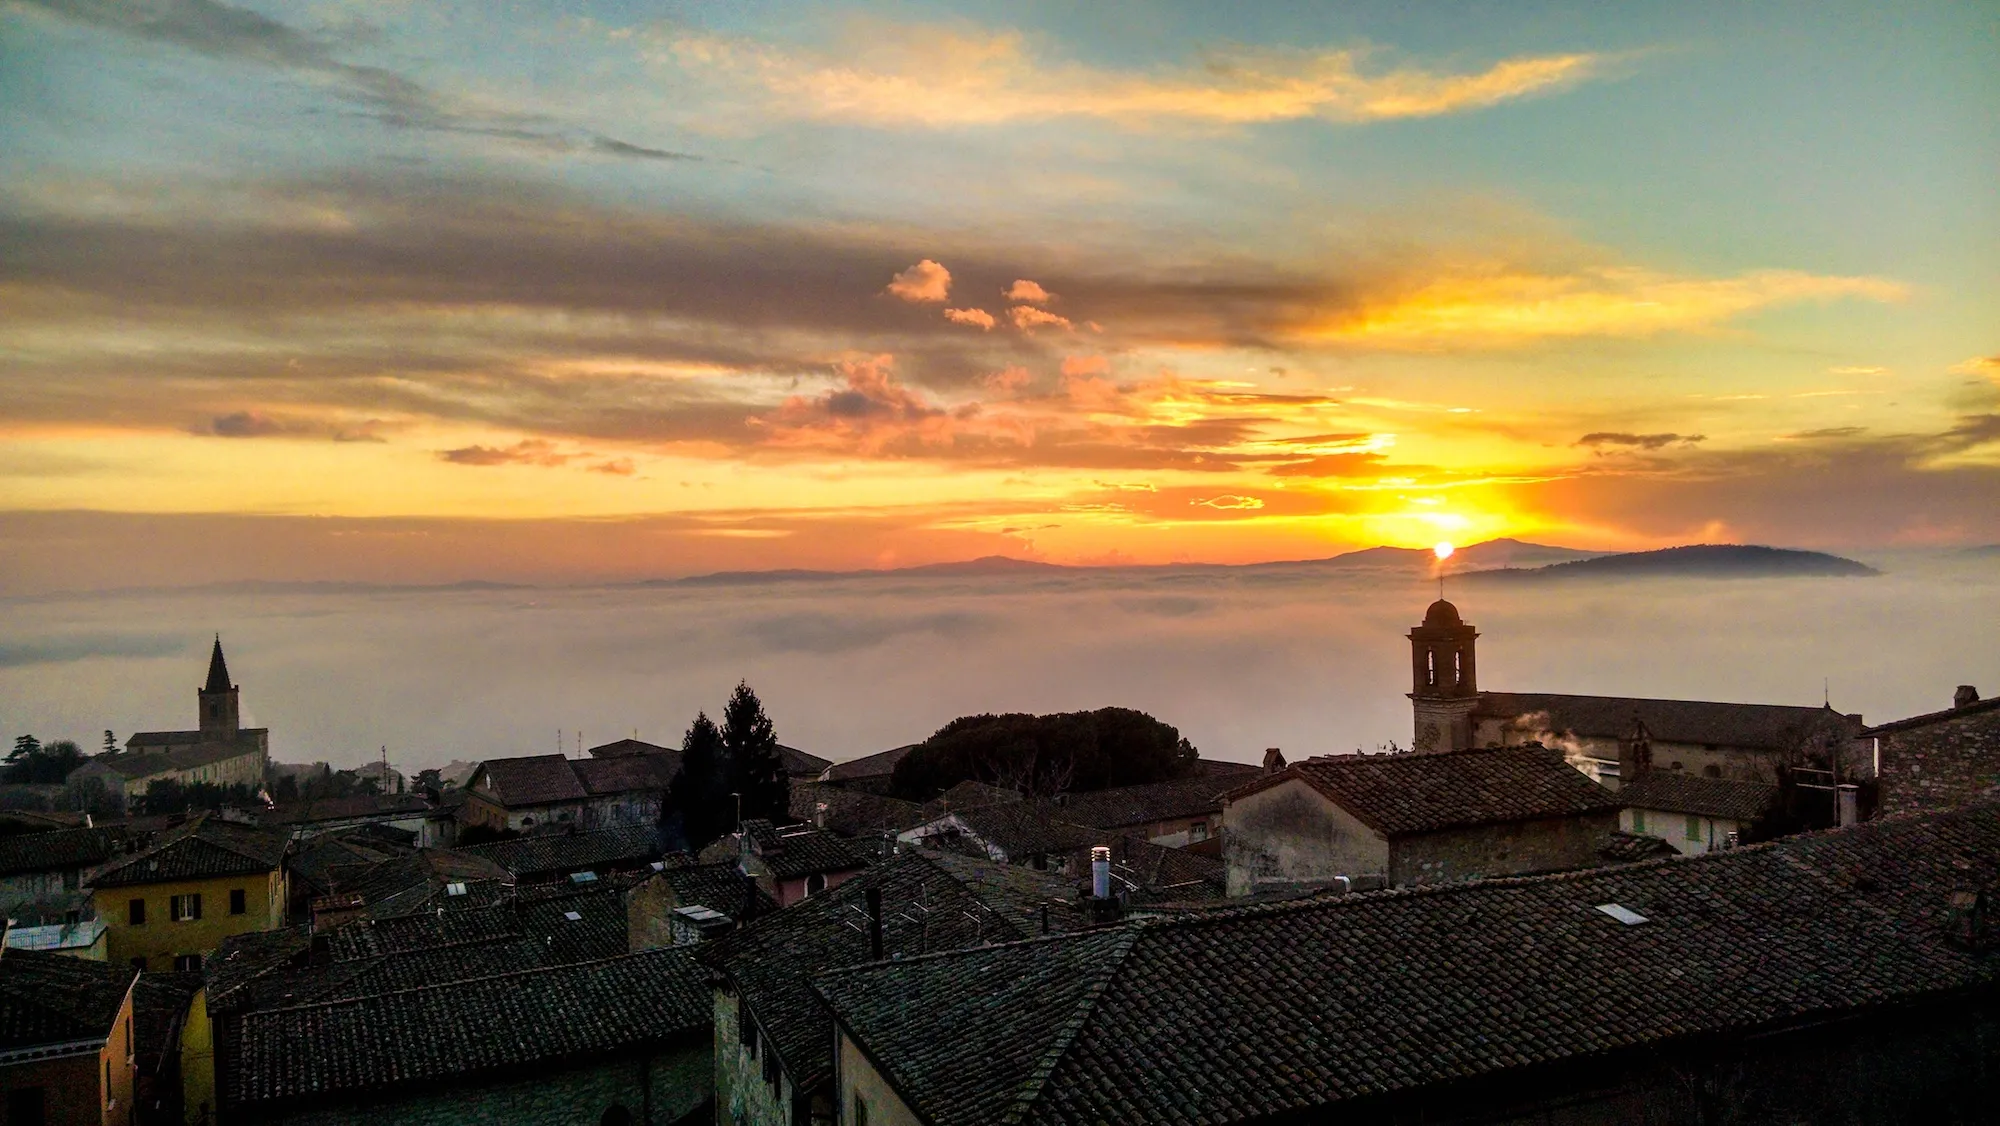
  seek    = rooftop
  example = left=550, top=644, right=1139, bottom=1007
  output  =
left=0, top=825, right=125, bottom=878
left=0, top=946, right=135, bottom=1053
left=86, top=814, right=288, bottom=888
left=1474, top=690, right=1859, bottom=751
left=1228, top=744, right=1621, bottom=836
left=1618, top=771, right=1781, bottom=822
left=905, top=802, right=1102, bottom=861
left=228, top=949, right=710, bottom=1111
left=1050, top=774, right=1233, bottom=830
left=455, top=824, right=665, bottom=879
left=789, top=781, right=926, bottom=838
left=1862, top=691, right=2000, bottom=736
left=820, top=743, right=917, bottom=783
left=816, top=802, right=2000, bottom=1126
left=741, top=819, right=870, bottom=881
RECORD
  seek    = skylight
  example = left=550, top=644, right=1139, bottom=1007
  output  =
left=445, top=881, right=467, bottom=897
left=570, top=870, right=598, bottom=883
left=1595, top=903, right=1648, bottom=925
left=563, top=910, right=582, bottom=922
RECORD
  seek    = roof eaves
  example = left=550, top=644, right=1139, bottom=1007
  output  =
left=995, top=927, right=1140, bottom=1126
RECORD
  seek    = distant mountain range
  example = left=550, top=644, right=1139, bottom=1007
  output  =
left=25, top=539, right=1885, bottom=601
left=1465, top=544, right=1877, bottom=582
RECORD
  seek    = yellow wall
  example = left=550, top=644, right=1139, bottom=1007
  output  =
left=835, top=1029, right=925, bottom=1126
left=181, top=988, right=214, bottom=1126
left=94, top=868, right=286, bottom=971
left=0, top=982, right=133, bottom=1126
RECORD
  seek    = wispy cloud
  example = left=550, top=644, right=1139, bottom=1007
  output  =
left=1576, top=432, right=1705, bottom=450
left=661, top=23, right=1613, bottom=128
left=943, top=307, right=996, bottom=330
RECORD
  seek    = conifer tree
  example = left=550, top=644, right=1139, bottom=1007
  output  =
left=722, top=682, right=789, bottom=824
left=669, top=711, right=733, bottom=848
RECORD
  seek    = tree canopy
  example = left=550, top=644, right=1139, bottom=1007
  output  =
left=888, top=707, right=1199, bottom=800
left=4, top=737, right=85, bottom=785
left=664, top=682, right=791, bottom=850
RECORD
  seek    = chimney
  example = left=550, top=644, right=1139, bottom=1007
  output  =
left=814, top=802, right=828, bottom=830
left=1091, top=845, right=1111, bottom=900
left=1837, top=784, right=1859, bottom=828
left=1262, top=748, right=1286, bottom=774
left=865, top=887, right=883, bottom=961
left=739, top=870, right=759, bottom=924
left=1955, top=685, right=1981, bottom=710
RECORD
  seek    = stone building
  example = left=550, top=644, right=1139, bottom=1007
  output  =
left=1220, top=744, right=1621, bottom=894
left=814, top=802, right=2000, bottom=1126
left=1407, top=598, right=1867, bottom=791
left=730, top=820, right=870, bottom=907
left=0, top=825, right=125, bottom=926
left=1049, top=768, right=1261, bottom=849
left=67, top=638, right=270, bottom=809
left=1616, top=772, right=1779, bottom=855
left=459, top=752, right=676, bottom=834
left=1868, top=686, right=2000, bottom=816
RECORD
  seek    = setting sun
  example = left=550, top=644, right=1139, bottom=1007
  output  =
left=1433, top=542, right=1455, bottom=561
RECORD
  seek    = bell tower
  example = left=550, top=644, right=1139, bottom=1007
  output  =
left=198, top=635, right=240, bottom=739
left=1407, top=599, right=1479, bottom=752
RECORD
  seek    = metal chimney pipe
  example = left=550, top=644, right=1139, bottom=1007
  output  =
left=865, top=887, right=884, bottom=961
left=1091, top=846, right=1111, bottom=899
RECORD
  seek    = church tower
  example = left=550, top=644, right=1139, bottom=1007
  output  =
left=1408, top=599, right=1479, bottom=752
left=198, top=635, right=241, bottom=739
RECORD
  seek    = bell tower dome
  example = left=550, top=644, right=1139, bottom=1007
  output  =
left=1407, top=600, right=1479, bottom=752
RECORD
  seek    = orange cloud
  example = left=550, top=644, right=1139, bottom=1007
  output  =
left=944, top=307, right=996, bottom=329
left=1950, top=355, right=2000, bottom=382
left=1010, top=305, right=1073, bottom=332
left=1300, top=267, right=1907, bottom=347
left=438, top=439, right=577, bottom=467
left=1192, top=494, right=1265, bottom=510
left=886, top=259, right=951, bottom=303
left=1006, top=279, right=1052, bottom=303
left=666, top=25, right=1610, bottom=127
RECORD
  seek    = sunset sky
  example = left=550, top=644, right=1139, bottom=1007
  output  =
left=3, top=0, right=1996, bottom=590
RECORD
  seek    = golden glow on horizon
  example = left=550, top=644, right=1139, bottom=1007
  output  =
left=1433, top=541, right=1454, bottom=561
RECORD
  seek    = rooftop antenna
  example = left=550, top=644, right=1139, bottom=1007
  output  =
left=1433, top=541, right=1455, bottom=600
left=1824, top=678, right=1830, bottom=708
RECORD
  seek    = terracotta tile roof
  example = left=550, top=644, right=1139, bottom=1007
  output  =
left=1618, top=772, right=1780, bottom=821
left=86, top=814, right=287, bottom=888
left=741, top=820, right=869, bottom=881
left=469, top=754, right=588, bottom=806
left=228, top=949, right=711, bottom=1110
left=1473, top=691, right=1859, bottom=751
left=345, top=848, right=517, bottom=918
left=0, top=947, right=136, bottom=1052
left=1049, top=776, right=1232, bottom=830
left=455, top=824, right=665, bottom=879
left=906, top=803, right=1102, bottom=861
left=1597, top=830, right=1681, bottom=863
left=816, top=802, right=2000, bottom=1125
left=261, top=793, right=431, bottom=826
left=650, top=860, right=775, bottom=919
left=585, top=738, right=674, bottom=758
left=131, top=971, right=203, bottom=1073
left=789, top=782, right=925, bottom=837
left=1067, top=836, right=1225, bottom=900
left=1230, top=745, right=1620, bottom=836
left=571, top=753, right=677, bottom=796
left=779, top=744, right=833, bottom=778
left=915, top=849, right=1085, bottom=934
left=820, top=744, right=917, bottom=783
left=921, top=780, right=1023, bottom=819
left=0, top=826, right=125, bottom=878
left=1863, top=693, right=2000, bottom=736
left=704, top=853, right=1040, bottom=1098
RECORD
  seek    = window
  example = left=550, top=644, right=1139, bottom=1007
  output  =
left=128, top=898, right=146, bottom=926
left=805, top=873, right=827, bottom=897
left=1631, top=809, right=1647, bottom=834
left=170, top=893, right=202, bottom=922
left=1452, top=649, right=1463, bottom=685
left=1189, top=821, right=1209, bottom=842
left=1425, top=648, right=1437, bottom=687
left=1686, top=815, right=1703, bottom=842
left=229, top=888, right=247, bottom=915
left=852, top=1093, right=869, bottom=1126
left=8, top=1086, right=46, bottom=1126
left=175, top=953, right=203, bottom=972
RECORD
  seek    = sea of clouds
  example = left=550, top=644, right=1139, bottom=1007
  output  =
left=3, top=549, right=1995, bottom=773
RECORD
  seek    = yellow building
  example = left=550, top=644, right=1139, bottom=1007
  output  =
left=86, top=814, right=289, bottom=972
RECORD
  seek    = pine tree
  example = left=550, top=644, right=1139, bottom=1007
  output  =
left=103, top=730, right=118, bottom=755
left=11, top=734, right=39, bottom=760
left=723, top=682, right=788, bottom=824
left=669, top=711, right=732, bottom=849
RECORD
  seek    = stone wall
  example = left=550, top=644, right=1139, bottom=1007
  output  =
left=1389, top=812, right=1617, bottom=887
left=1221, top=779, right=1388, bottom=897
left=252, top=1046, right=709, bottom=1126
left=713, top=990, right=804, bottom=1126
left=1876, top=703, right=2000, bottom=817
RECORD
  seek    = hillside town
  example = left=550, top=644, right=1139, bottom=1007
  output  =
left=1, top=598, right=1996, bottom=1125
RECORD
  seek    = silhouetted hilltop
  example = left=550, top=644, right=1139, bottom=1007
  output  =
left=1467, top=544, right=1878, bottom=582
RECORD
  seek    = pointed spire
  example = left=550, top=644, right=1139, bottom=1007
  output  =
left=204, top=634, right=233, bottom=693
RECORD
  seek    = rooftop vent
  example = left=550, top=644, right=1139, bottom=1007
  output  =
left=1595, top=903, right=1649, bottom=926
left=445, top=881, right=467, bottom=897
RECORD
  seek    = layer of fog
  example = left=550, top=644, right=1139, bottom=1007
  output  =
left=3, top=550, right=1994, bottom=773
